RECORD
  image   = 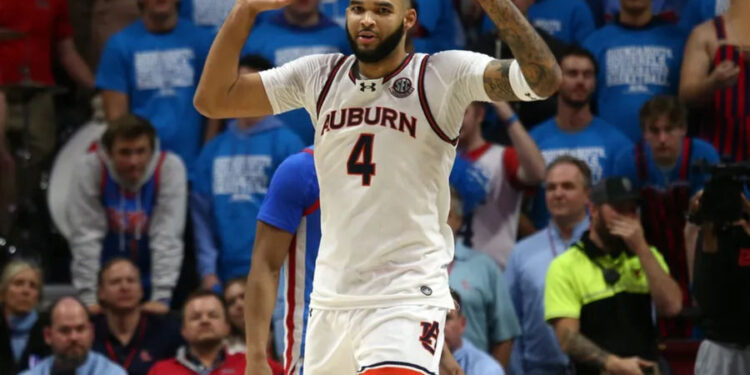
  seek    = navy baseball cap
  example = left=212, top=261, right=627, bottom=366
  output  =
left=590, top=177, right=640, bottom=205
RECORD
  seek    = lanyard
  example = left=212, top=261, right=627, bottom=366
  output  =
left=547, top=227, right=560, bottom=258
left=105, top=317, right=147, bottom=370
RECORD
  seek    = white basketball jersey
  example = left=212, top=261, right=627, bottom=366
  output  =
left=260, top=51, right=494, bottom=310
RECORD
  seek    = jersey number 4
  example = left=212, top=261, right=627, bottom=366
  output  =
left=347, top=134, right=376, bottom=186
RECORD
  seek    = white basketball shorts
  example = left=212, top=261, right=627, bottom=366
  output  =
left=302, top=305, right=447, bottom=375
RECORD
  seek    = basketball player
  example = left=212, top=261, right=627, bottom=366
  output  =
left=195, top=0, right=560, bottom=374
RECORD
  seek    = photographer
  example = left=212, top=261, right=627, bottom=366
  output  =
left=688, top=181, right=750, bottom=375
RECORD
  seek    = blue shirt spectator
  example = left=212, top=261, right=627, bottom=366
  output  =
left=583, top=16, right=686, bottom=142
left=241, top=7, right=350, bottom=144
left=678, top=0, right=729, bottom=34
left=450, top=241, right=522, bottom=354
left=604, top=0, right=689, bottom=23
left=482, top=0, right=596, bottom=45
left=411, top=0, right=465, bottom=52
left=21, top=352, right=126, bottom=375
left=179, top=0, right=234, bottom=32
left=506, top=218, right=589, bottom=375
left=454, top=339, right=506, bottom=375
left=507, top=154, right=593, bottom=375
left=191, top=117, right=304, bottom=285
left=527, top=46, right=632, bottom=229
left=96, top=18, right=212, bottom=170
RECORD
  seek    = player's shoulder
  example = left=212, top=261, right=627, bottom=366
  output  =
left=428, top=49, right=493, bottom=66
left=276, top=148, right=316, bottom=177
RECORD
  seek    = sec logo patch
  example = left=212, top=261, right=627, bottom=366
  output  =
left=390, top=77, right=414, bottom=98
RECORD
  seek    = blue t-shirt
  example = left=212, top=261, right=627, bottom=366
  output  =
left=604, top=0, right=689, bottom=22
left=483, top=0, right=595, bottom=45
left=96, top=19, right=212, bottom=170
left=179, top=0, right=234, bottom=32
left=612, top=138, right=719, bottom=196
left=583, top=20, right=686, bottom=142
left=191, top=118, right=305, bottom=281
left=528, top=116, right=632, bottom=228
left=241, top=12, right=350, bottom=144
left=678, top=0, right=728, bottom=34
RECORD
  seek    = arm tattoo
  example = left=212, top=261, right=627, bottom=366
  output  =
left=482, top=60, right=515, bottom=101
left=559, top=328, right=611, bottom=369
left=477, top=0, right=560, bottom=99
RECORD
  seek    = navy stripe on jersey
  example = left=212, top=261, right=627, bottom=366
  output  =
left=316, top=56, right=348, bottom=117
left=417, top=56, right=458, bottom=145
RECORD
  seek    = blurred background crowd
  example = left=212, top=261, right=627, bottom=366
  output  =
left=0, top=0, right=749, bottom=374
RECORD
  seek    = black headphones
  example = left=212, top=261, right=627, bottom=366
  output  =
left=573, top=242, right=622, bottom=286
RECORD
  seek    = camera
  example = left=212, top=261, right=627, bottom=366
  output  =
left=692, top=160, right=750, bottom=226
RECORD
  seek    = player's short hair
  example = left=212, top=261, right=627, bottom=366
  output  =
left=102, top=114, right=157, bottom=152
left=239, top=54, right=274, bottom=72
left=639, top=95, right=687, bottom=131
left=181, top=289, right=229, bottom=323
left=97, top=257, right=141, bottom=287
left=559, top=46, right=599, bottom=76
left=546, top=155, right=592, bottom=189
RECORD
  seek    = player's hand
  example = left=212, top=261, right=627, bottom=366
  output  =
left=709, top=60, right=740, bottom=89
left=142, top=300, right=170, bottom=315
left=605, top=355, right=656, bottom=375
left=237, top=0, right=293, bottom=13
left=609, top=215, right=648, bottom=255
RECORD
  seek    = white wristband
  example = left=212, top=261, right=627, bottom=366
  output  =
left=509, top=59, right=546, bottom=102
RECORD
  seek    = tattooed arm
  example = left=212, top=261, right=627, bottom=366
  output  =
left=552, top=318, right=656, bottom=375
left=476, top=0, right=561, bottom=101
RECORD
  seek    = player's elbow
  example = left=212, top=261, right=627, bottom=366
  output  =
left=193, top=89, right=222, bottom=119
left=532, top=62, right=562, bottom=98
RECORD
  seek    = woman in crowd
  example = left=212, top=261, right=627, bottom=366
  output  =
left=0, top=260, right=49, bottom=374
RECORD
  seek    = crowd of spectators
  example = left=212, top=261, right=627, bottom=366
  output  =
left=1, top=0, right=749, bottom=374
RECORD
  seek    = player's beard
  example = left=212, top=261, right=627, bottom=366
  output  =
left=347, top=22, right=405, bottom=64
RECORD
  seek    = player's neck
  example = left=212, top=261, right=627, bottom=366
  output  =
left=106, top=307, right=141, bottom=345
left=283, top=9, right=319, bottom=27
left=619, top=9, right=652, bottom=28
left=556, top=102, right=592, bottom=132
left=357, top=48, right=408, bottom=80
left=144, top=12, right=179, bottom=33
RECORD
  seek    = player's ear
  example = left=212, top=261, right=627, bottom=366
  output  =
left=404, top=7, right=417, bottom=31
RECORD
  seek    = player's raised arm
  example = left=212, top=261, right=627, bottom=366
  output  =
left=194, top=0, right=292, bottom=119
left=477, top=0, right=561, bottom=102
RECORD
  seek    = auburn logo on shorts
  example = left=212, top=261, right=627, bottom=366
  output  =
left=419, top=321, right=440, bottom=355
